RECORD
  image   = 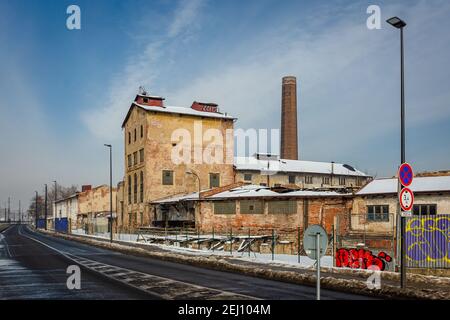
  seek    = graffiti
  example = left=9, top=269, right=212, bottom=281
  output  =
left=405, top=216, right=450, bottom=268
left=335, top=248, right=392, bottom=271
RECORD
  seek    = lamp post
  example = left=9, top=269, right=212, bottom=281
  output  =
left=44, top=184, right=48, bottom=230
left=387, top=16, right=407, bottom=289
left=104, top=144, right=113, bottom=243
left=35, top=191, right=38, bottom=228
left=53, top=180, right=57, bottom=232
left=186, top=170, right=201, bottom=227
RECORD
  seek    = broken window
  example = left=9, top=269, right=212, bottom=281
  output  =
left=162, top=170, right=174, bottom=185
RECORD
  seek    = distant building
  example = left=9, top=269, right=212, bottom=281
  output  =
left=53, top=193, right=78, bottom=232
left=77, top=185, right=117, bottom=234
left=234, top=153, right=371, bottom=190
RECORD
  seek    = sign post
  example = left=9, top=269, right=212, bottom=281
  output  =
left=303, top=225, right=328, bottom=300
left=398, top=163, right=414, bottom=288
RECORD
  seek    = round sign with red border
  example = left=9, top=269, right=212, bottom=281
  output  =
left=399, top=187, right=414, bottom=212
left=398, top=163, right=414, bottom=187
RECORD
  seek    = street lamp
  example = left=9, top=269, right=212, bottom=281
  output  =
left=53, top=180, right=57, bottom=232
left=104, top=144, right=113, bottom=243
left=387, top=16, right=407, bottom=289
left=186, top=170, right=202, bottom=227
left=35, top=191, right=38, bottom=228
left=44, top=184, right=48, bottom=230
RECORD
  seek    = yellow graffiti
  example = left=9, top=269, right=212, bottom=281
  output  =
left=405, top=216, right=450, bottom=265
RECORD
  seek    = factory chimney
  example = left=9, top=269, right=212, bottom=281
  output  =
left=280, top=76, right=298, bottom=160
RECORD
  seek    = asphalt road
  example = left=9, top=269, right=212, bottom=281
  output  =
left=1, top=224, right=374, bottom=300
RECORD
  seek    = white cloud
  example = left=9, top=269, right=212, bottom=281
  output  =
left=168, top=0, right=205, bottom=38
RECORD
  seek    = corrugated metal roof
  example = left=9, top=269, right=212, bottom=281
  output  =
left=356, top=175, right=450, bottom=195
left=234, top=156, right=368, bottom=177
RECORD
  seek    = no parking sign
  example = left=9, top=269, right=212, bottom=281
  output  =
left=398, top=163, right=414, bottom=216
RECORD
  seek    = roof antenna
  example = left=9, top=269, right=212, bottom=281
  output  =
left=139, top=86, right=147, bottom=96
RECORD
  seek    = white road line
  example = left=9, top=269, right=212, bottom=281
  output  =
left=19, top=226, right=259, bottom=300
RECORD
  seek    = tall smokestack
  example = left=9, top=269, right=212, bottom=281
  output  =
left=280, top=76, right=298, bottom=160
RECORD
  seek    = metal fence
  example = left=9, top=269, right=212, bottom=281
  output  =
left=405, top=214, right=450, bottom=269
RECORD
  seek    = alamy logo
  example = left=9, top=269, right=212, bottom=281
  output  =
left=366, top=5, right=381, bottom=30
left=66, top=265, right=81, bottom=290
left=66, top=5, right=81, bottom=30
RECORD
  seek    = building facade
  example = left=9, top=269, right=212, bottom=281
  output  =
left=54, top=193, right=78, bottom=232
left=121, top=92, right=236, bottom=230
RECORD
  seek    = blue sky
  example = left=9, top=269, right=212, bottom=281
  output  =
left=1, top=0, right=450, bottom=209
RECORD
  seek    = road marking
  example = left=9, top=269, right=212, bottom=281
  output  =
left=20, top=226, right=259, bottom=300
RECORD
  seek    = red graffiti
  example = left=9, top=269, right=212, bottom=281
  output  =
left=335, top=248, right=392, bottom=271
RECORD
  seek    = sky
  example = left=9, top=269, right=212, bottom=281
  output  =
left=1, top=0, right=450, bottom=211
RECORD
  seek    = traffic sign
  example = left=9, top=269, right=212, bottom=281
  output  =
left=399, top=187, right=414, bottom=212
left=303, top=225, right=328, bottom=260
left=398, top=163, right=413, bottom=187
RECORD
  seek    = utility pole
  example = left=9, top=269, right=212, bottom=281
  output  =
left=104, top=144, right=113, bottom=243
left=19, top=200, right=21, bottom=223
left=35, top=191, right=38, bottom=228
left=44, top=184, right=48, bottom=230
left=53, top=180, right=57, bottom=232
left=8, top=197, right=10, bottom=223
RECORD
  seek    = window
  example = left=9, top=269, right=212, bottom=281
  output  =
left=367, top=205, right=389, bottom=222
left=244, top=173, right=252, bottom=182
left=133, top=173, right=138, bottom=204
left=268, top=200, right=297, bottom=214
left=240, top=200, right=264, bottom=214
left=140, top=125, right=144, bottom=138
left=322, top=176, right=330, bottom=185
left=143, top=97, right=149, bottom=103
left=127, top=154, right=132, bottom=167
left=127, top=176, right=131, bottom=205
left=214, top=201, right=236, bottom=214
left=339, top=177, right=346, bottom=185
left=162, top=170, right=174, bottom=185
left=209, top=173, right=220, bottom=188
left=128, top=132, right=131, bottom=144
left=133, top=151, right=138, bottom=165
left=260, top=183, right=267, bottom=186
left=120, top=201, right=124, bottom=224
left=140, top=171, right=144, bottom=203
left=140, top=212, right=143, bottom=225
left=413, top=204, right=437, bottom=215
left=134, top=128, right=137, bottom=142
left=305, top=176, right=313, bottom=184
left=139, top=149, right=144, bottom=163
left=128, top=213, right=133, bottom=226
left=288, top=175, right=296, bottom=184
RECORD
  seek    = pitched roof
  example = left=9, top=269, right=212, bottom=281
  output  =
left=122, top=102, right=236, bottom=127
left=356, top=175, right=450, bottom=195
left=234, top=156, right=369, bottom=177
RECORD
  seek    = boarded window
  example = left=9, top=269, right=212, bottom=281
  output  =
left=240, top=200, right=264, bottom=214
left=214, top=201, right=236, bottom=214
left=162, top=170, right=174, bottom=185
left=268, top=200, right=297, bottom=214
left=210, top=173, right=220, bottom=188
left=244, top=173, right=252, bottom=181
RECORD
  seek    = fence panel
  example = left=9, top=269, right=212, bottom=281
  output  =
left=55, top=218, right=69, bottom=233
left=405, top=214, right=450, bottom=269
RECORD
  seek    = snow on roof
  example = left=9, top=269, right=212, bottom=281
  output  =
left=234, top=156, right=368, bottom=177
left=356, top=175, right=450, bottom=195
left=151, top=192, right=200, bottom=204
left=134, top=103, right=236, bottom=120
left=208, top=184, right=350, bottom=199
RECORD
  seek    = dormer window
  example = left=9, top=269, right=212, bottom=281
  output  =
left=143, top=97, right=149, bottom=103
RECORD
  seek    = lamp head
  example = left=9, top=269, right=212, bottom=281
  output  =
left=386, top=16, right=406, bottom=28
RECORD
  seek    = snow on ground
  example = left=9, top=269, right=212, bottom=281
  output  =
left=71, top=229, right=333, bottom=268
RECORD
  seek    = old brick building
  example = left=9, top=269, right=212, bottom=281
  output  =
left=120, top=90, right=236, bottom=230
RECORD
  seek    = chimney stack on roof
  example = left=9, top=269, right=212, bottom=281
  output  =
left=81, top=185, right=92, bottom=192
left=191, top=101, right=219, bottom=113
left=134, top=89, right=165, bottom=107
left=280, top=76, right=298, bottom=160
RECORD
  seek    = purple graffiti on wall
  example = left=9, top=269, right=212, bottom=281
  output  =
left=405, top=216, right=450, bottom=267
